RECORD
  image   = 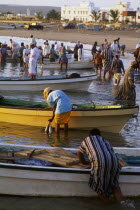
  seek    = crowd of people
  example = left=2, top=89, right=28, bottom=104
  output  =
left=0, top=35, right=138, bottom=101
left=0, top=35, right=73, bottom=79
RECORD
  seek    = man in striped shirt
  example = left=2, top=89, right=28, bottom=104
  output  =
left=78, top=128, right=123, bottom=203
left=101, top=45, right=114, bottom=79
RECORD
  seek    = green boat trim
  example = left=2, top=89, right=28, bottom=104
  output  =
left=0, top=98, right=137, bottom=111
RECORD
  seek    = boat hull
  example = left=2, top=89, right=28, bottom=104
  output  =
left=0, top=75, right=95, bottom=91
left=42, top=61, right=93, bottom=70
left=0, top=145, right=139, bottom=197
left=0, top=106, right=138, bottom=133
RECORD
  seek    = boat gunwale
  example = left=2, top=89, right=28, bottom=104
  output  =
left=0, top=74, right=96, bottom=82
left=0, top=162, right=140, bottom=176
left=0, top=105, right=138, bottom=111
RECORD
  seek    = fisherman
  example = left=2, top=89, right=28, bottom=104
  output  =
left=43, top=87, right=72, bottom=134
left=101, top=44, right=114, bottom=79
left=134, top=46, right=140, bottom=72
left=28, top=43, right=39, bottom=80
left=43, top=41, right=50, bottom=57
left=111, top=54, right=125, bottom=86
left=111, top=40, right=120, bottom=58
left=94, top=50, right=102, bottom=77
left=120, top=44, right=126, bottom=56
left=104, top=39, right=108, bottom=48
left=91, top=41, right=97, bottom=59
left=54, top=41, right=60, bottom=54
left=78, top=44, right=84, bottom=61
left=19, top=42, right=25, bottom=63
left=74, top=41, right=80, bottom=61
left=30, top=35, right=37, bottom=46
left=11, top=43, right=20, bottom=62
left=0, top=43, right=8, bottom=63
left=49, top=44, right=57, bottom=62
left=23, top=45, right=30, bottom=68
left=59, top=43, right=68, bottom=71
left=78, top=128, right=123, bottom=203
left=116, top=61, right=136, bottom=103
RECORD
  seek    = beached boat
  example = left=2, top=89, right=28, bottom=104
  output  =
left=0, top=98, right=138, bottom=133
left=0, top=143, right=139, bottom=197
left=6, top=54, right=73, bottom=63
left=6, top=57, right=21, bottom=63
left=42, top=60, right=93, bottom=70
left=0, top=74, right=96, bottom=91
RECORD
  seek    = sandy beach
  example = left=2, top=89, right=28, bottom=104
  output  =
left=0, top=28, right=139, bottom=51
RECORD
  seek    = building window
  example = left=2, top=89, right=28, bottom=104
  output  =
left=74, top=11, right=75, bottom=14
left=83, top=11, right=85, bottom=14
left=86, top=11, right=88, bottom=14
left=69, top=11, right=70, bottom=14
left=138, top=16, right=140, bottom=19
left=63, top=11, right=65, bottom=14
left=81, top=11, right=82, bottom=14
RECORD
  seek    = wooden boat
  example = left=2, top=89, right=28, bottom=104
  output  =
left=0, top=143, right=139, bottom=197
left=0, top=74, right=96, bottom=91
left=42, top=60, right=94, bottom=70
left=6, top=57, right=21, bottom=63
left=43, top=53, right=73, bottom=60
left=0, top=98, right=138, bottom=133
left=6, top=54, right=73, bottom=63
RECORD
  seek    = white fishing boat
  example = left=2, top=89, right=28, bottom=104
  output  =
left=42, top=60, right=93, bottom=70
left=0, top=144, right=139, bottom=197
left=0, top=74, right=96, bottom=91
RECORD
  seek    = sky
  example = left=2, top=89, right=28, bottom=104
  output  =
left=0, top=0, right=139, bottom=9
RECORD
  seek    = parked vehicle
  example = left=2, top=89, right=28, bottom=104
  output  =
left=24, top=23, right=44, bottom=30
left=62, top=22, right=76, bottom=29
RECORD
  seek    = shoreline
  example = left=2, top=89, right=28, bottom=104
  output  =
left=0, top=28, right=139, bottom=52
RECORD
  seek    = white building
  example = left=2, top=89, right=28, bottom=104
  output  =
left=136, top=8, right=140, bottom=23
left=61, top=1, right=140, bottom=24
left=27, top=8, right=31, bottom=16
left=108, top=1, right=137, bottom=22
left=61, top=1, right=99, bottom=22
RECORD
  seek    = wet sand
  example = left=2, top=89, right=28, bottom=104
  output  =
left=0, top=28, right=139, bottom=51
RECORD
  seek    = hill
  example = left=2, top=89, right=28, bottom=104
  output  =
left=0, top=4, right=61, bottom=16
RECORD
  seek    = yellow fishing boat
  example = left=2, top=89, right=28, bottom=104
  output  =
left=0, top=98, right=138, bottom=133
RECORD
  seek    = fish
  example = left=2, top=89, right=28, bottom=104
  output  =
left=15, top=157, right=53, bottom=166
left=45, top=122, right=53, bottom=135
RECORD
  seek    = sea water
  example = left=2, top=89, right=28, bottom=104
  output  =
left=0, top=36, right=140, bottom=209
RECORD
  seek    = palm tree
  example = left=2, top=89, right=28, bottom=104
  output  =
left=35, top=12, right=43, bottom=21
left=46, top=9, right=61, bottom=20
left=109, top=9, right=119, bottom=22
left=90, top=10, right=101, bottom=22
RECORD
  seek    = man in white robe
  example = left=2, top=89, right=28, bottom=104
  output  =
left=29, top=43, right=39, bottom=80
left=111, top=40, right=120, bottom=58
left=30, top=35, right=37, bottom=46
left=54, top=41, right=60, bottom=54
left=43, top=42, right=50, bottom=57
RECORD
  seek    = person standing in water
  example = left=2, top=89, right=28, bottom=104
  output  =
left=28, top=43, right=39, bottom=80
left=111, top=54, right=125, bottom=86
left=43, top=87, right=72, bottom=134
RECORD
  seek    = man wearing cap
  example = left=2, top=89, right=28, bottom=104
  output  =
left=43, top=88, right=72, bottom=134
left=28, top=43, right=39, bottom=80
